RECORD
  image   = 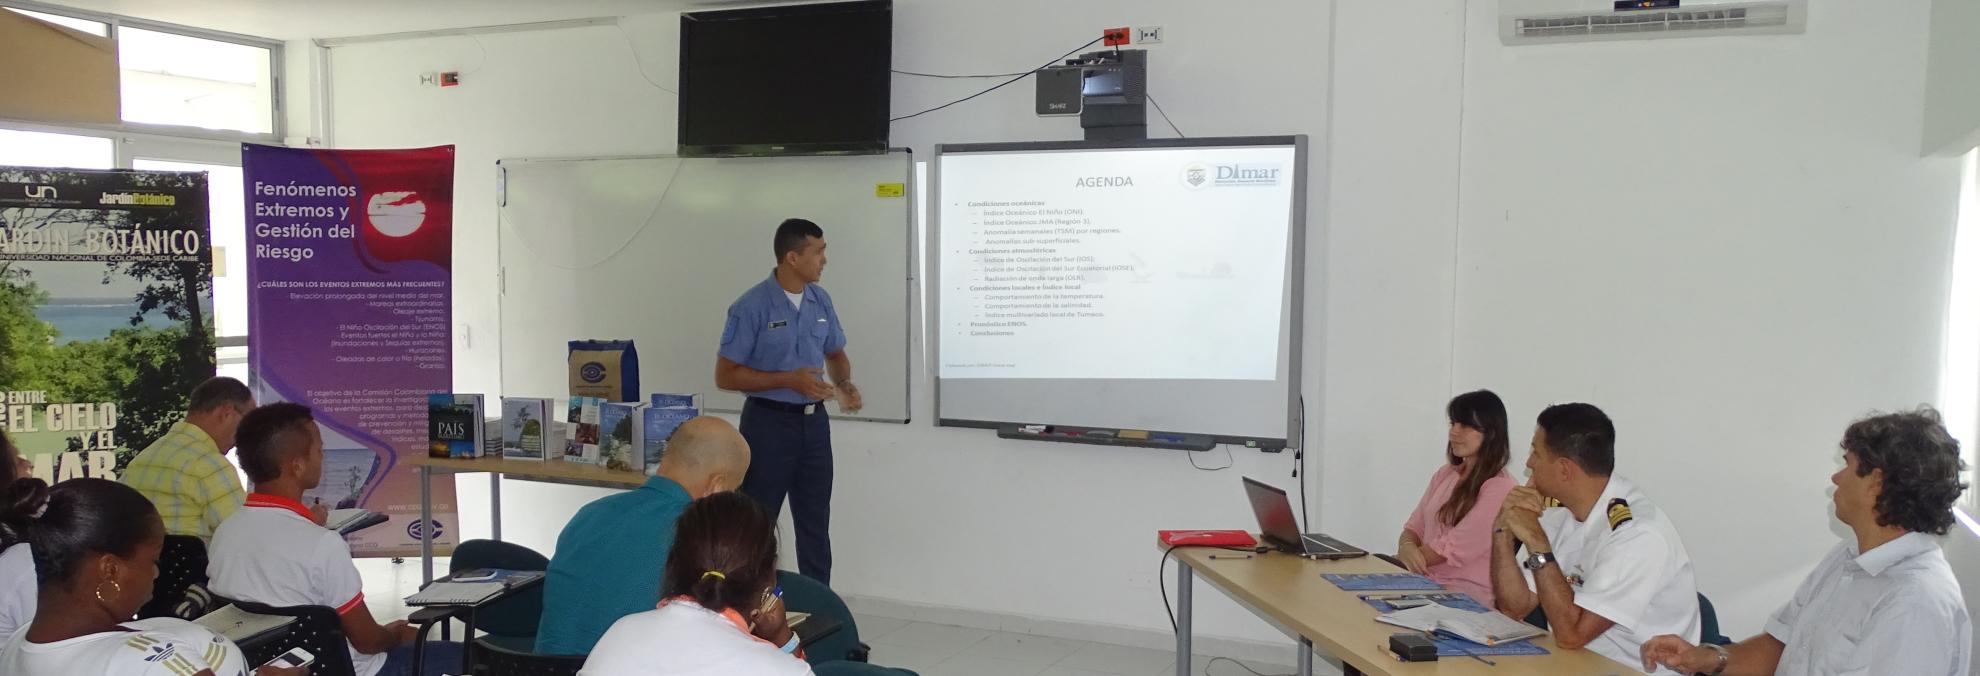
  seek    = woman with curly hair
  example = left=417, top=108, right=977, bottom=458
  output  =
left=1641, top=406, right=1972, bottom=676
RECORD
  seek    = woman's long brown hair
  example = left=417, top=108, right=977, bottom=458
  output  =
left=1440, top=390, right=1510, bottom=526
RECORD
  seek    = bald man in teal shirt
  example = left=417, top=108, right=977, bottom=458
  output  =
left=535, top=417, right=751, bottom=655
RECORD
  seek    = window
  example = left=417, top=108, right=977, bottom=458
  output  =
left=1944, top=148, right=1980, bottom=513
left=0, top=128, right=114, bottom=169
left=118, top=27, right=275, bottom=134
left=5, top=7, right=104, bottom=35
left=2, top=3, right=280, bottom=138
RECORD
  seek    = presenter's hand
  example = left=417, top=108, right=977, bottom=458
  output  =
left=836, top=381, right=863, bottom=414
left=1640, top=635, right=1711, bottom=673
left=786, top=368, right=837, bottom=401
left=385, top=620, right=419, bottom=646
left=309, top=502, right=330, bottom=526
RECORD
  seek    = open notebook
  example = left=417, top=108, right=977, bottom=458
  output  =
left=1375, top=603, right=1546, bottom=646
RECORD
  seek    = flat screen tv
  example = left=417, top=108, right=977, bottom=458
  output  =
left=678, top=0, right=892, bottom=157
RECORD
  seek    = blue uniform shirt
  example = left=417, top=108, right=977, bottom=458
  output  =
left=719, top=271, right=848, bottom=404
left=534, top=476, right=692, bottom=655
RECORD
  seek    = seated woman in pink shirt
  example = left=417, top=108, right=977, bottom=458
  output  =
left=1396, top=390, right=1517, bottom=606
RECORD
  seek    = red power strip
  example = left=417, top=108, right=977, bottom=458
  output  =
left=1103, top=27, right=1130, bottom=46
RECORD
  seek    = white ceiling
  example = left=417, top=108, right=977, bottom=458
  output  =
left=24, top=0, right=739, bottom=40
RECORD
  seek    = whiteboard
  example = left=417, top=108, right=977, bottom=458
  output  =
left=496, top=152, right=913, bottom=423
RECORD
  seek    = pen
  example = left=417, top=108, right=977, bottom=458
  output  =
left=1430, top=629, right=1496, bottom=666
left=1208, top=554, right=1252, bottom=560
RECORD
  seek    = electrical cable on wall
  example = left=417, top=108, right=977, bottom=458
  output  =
left=616, top=18, right=679, bottom=95
left=1189, top=444, right=1234, bottom=471
left=891, top=36, right=1102, bottom=122
left=1147, top=94, right=1185, bottom=138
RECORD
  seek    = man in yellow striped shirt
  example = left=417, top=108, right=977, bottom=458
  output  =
left=122, top=377, right=256, bottom=542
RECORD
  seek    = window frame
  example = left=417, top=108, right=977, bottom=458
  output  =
left=1, top=0, right=284, bottom=143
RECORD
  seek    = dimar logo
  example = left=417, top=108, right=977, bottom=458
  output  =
left=580, top=362, right=608, bottom=383
left=22, top=185, right=57, bottom=200
left=1181, top=163, right=1210, bottom=190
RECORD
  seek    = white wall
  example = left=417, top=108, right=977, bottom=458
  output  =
left=1449, top=0, right=1961, bottom=637
left=325, top=1, right=1333, bottom=648
left=319, top=0, right=1973, bottom=657
left=1925, top=0, right=1980, bottom=156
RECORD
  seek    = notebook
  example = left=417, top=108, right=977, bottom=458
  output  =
left=1375, top=604, right=1545, bottom=646
left=194, top=604, right=296, bottom=644
left=405, top=582, right=508, bottom=606
left=448, top=568, right=544, bottom=588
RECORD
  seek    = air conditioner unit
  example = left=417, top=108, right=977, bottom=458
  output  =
left=1501, top=0, right=1805, bottom=45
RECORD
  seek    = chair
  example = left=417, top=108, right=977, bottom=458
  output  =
left=777, top=571, right=865, bottom=664
left=468, top=636, right=585, bottom=676
left=139, top=535, right=208, bottom=620
left=1697, top=593, right=1730, bottom=645
left=228, top=599, right=359, bottom=676
left=814, top=661, right=920, bottom=676
left=449, top=539, right=549, bottom=649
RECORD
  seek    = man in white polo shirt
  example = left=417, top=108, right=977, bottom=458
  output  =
left=1641, top=407, right=1971, bottom=676
left=1489, top=403, right=1701, bottom=674
left=208, top=403, right=454, bottom=676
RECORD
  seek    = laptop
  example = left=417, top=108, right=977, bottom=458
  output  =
left=1242, top=476, right=1368, bottom=559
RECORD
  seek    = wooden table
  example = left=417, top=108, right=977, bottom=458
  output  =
left=406, top=455, right=649, bottom=583
left=1164, top=543, right=1640, bottom=676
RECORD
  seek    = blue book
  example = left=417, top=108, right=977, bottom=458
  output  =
left=598, top=402, right=646, bottom=472
left=639, top=406, right=699, bottom=474
left=649, top=393, right=702, bottom=409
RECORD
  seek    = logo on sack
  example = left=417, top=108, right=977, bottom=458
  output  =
left=580, top=362, right=607, bottom=383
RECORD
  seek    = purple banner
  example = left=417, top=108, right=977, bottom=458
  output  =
left=244, top=144, right=457, bottom=557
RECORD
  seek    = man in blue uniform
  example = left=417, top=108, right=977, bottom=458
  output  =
left=716, top=218, right=861, bottom=584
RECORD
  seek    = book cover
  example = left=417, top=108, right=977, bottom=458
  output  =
left=563, top=396, right=604, bottom=464
left=638, top=406, right=699, bottom=473
left=427, top=394, right=482, bottom=458
left=649, top=392, right=703, bottom=409
left=500, top=397, right=555, bottom=461
left=599, top=402, right=646, bottom=472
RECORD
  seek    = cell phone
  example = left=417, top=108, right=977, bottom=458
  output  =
left=262, top=647, right=315, bottom=669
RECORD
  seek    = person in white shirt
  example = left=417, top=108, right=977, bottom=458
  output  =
left=207, top=403, right=458, bottom=676
left=583, top=491, right=811, bottom=676
left=0, top=477, right=297, bottom=676
left=1, top=429, right=37, bottom=639
left=1641, top=407, right=1972, bottom=676
left=1490, top=403, right=1702, bottom=674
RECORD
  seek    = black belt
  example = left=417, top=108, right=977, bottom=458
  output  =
left=748, top=397, right=823, bottom=414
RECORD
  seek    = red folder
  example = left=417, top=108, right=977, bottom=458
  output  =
left=1157, top=530, right=1257, bottom=547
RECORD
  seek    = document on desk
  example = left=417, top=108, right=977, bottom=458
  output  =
left=1375, top=604, right=1544, bottom=646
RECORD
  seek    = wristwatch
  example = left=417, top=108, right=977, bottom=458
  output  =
left=1702, top=642, right=1731, bottom=675
left=1522, top=551, right=1556, bottom=571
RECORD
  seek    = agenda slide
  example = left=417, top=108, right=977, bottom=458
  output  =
left=934, top=139, right=1305, bottom=443
left=937, top=145, right=1294, bottom=381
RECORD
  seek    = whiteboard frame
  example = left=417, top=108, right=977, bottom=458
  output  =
left=929, top=136, right=1307, bottom=448
left=493, top=149, right=916, bottom=424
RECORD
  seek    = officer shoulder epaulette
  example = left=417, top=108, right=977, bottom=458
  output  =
left=1606, top=497, right=1634, bottom=530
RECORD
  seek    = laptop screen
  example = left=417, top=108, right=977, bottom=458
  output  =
left=1242, top=477, right=1302, bottom=544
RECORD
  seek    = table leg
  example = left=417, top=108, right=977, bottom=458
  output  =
left=490, top=473, right=502, bottom=541
left=1298, top=637, right=1313, bottom=676
left=420, top=466, right=434, bottom=585
left=1176, top=562, right=1193, bottom=676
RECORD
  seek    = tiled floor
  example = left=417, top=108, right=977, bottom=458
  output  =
left=858, top=612, right=1310, bottom=676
